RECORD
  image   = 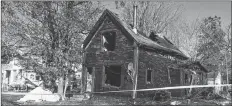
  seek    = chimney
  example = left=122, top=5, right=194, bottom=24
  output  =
left=132, top=5, right=138, bottom=34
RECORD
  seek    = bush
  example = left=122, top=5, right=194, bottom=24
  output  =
left=153, top=90, right=171, bottom=103
left=200, top=87, right=224, bottom=100
left=40, top=68, right=58, bottom=91
left=201, top=87, right=214, bottom=98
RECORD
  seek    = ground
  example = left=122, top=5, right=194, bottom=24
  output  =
left=1, top=94, right=24, bottom=106
left=2, top=94, right=231, bottom=106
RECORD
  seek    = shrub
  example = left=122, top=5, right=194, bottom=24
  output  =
left=200, top=87, right=224, bottom=100
left=153, top=90, right=171, bottom=103
left=40, top=68, right=58, bottom=91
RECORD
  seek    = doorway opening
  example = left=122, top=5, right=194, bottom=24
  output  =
left=104, top=65, right=121, bottom=87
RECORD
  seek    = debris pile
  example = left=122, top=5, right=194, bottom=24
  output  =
left=17, top=87, right=60, bottom=102
left=170, top=101, right=181, bottom=105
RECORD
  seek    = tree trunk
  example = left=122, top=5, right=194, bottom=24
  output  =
left=214, top=71, right=216, bottom=84
left=58, top=75, right=64, bottom=100
left=132, top=44, right=139, bottom=101
left=81, top=66, right=87, bottom=94
left=188, top=74, right=194, bottom=96
left=225, top=54, right=229, bottom=84
left=63, top=74, right=70, bottom=99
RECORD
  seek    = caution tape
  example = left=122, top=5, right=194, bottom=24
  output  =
left=2, top=84, right=231, bottom=95
left=91, top=84, right=232, bottom=94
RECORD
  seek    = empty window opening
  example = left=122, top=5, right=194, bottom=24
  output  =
left=146, top=70, right=152, bottom=84
left=87, top=67, right=93, bottom=75
left=19, top=69, right=23, bottom=78
left=5, top=70, right=11, bottom=84
left=6, top=70, right=11, bottom=78
left=104, top=65, right=121, bottom=87
left=36, top=75, right=40, bottom=81
left=185, top=73, right=188, bottom=84
left=200, top=73, right=203, bottom=81
left=102, top=32, right=116, bottom=51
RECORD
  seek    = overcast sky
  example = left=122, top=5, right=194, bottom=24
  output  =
left=103, top=1, right=231, bottom=29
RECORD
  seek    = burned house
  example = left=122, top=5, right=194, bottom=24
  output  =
left=81, top=7, right=207, bottom=97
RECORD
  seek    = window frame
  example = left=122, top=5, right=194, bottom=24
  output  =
left=100, top=29, right=118, bottom=52
left=35, top=75, right=40, bottom=81
left=146, top=68, right=153, bottom=84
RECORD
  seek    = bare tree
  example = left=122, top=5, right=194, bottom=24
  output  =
left=117, top=1, right=184, bottom=36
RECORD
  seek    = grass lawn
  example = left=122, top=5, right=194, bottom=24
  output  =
left=2, top=94, right=231, bottom=106
left=1, top=94, right=24, bottom=106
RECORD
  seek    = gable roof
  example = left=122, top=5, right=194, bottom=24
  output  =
left=83, top=9, right=189, bottom=60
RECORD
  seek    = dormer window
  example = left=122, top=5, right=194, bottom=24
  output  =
left=102, top=31, right=116, bottom=51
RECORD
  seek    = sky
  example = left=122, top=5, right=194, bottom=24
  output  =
left=182, top=1, right=231, bottom=29
left=103, top=1, right=231, bottom=29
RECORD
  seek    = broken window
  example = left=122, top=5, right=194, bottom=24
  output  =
left=87, top=67, right=93, bottom=75
left=184, top=73, right=188, bottom=84
left=6, top=70, right=11, bottom=78
left=146, top=70, right=152, bottom=84
left=200, top=73, right=203, bottom=81
left=104, top=65, right=121, bottom=87
left=102, top=31, right=116, bottom=51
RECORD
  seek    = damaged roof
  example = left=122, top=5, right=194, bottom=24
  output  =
left=83, top=9, right=189, bottom=60
left=176, top=60, right=209, bottom=73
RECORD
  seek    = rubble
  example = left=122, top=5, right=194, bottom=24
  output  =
left=69, top=95, right=85, bottom=101
left=153, top=90, right=171, bottom=102
left=170, top=101, right=182, bottom=105
left=17, top=87, right=60, bottom=102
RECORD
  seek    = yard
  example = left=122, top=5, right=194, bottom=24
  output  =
left=2, top=93, right=231, bottom=106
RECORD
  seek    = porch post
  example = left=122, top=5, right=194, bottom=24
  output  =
left=81, top=49, right=87, bottom=94
left=91, top=67, right=95, bottom=92
left=81, top=66, right=87, bottom=94
left=132, top=43, right=139, bottom=99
